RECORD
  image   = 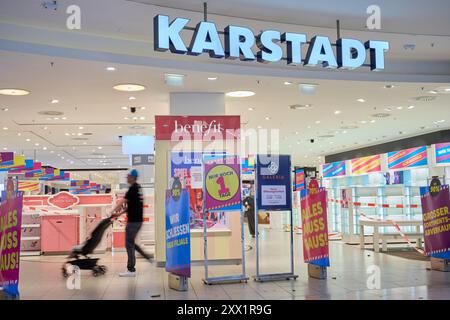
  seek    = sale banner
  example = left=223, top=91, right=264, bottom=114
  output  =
left=435, top=142, right=450, bottom=164
left=300, top=188, right=330, bottom=266
left=294, top=168, right=305, bottom=191
left=0, top=179, right=23, bottom=297
left=351, top=155, right=381, bottom=175
left=322, top=161, right=346, bottom=178
left=387, top=146, right=428, bottom=169
left=420, top=184, right=450, bottom=255
left=203, top=155, right=241, bottom=211
left=165, top=187, right=191, bottom=277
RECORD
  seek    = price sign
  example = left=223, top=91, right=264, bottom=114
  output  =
left=203, top=155, right=241, bottom=211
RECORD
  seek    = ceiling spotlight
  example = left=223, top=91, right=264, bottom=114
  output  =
left=208, top=77, right=218, bottom=81
left=165, top=74, right=185, bottom=87
left=265, top=116, right=271, bottom=120
left=226, top=91, right=255, bottom=98
left=384, top=107, right=392, bottom=112
left=113, top=84, right=146, bottom=92
left=51, top=99, right=59, bottom=104
left=106, top=66, right=116, bottom=71
left=26, top=138, right=31, bottom=142
left=299, top=83, right=318, bottom=95
left=78, top=126, right=84, bottom=130
left=0, top=88, right=30, bottom=96
left=315, top=120, right=321, bottom=124
left=396, top=106, right=403, bottom=110
left=408, top=105, right=415, bottom=109
left=43, top=126, right=48, bottom=130
left=65, top=133, right=70, bottom=136
left=1, top=107, right=8, bottom=111
left=42, top=147, right=47, bottom=150
left=370, top=120, right=376, bottom=123
left=334, top=110, right=342, bottom=115
left=248, top=107, right=254, bottom=111
left=34, top=143, right=39, bottom=146
left=128, top=96, right=136, bottom=101
left=2, top=127, right=8, bottom=130
left=284, top=81, right=293, bottom=85
left=357, top=98, right=366, bottom=103
left=121, top=106, right=128, bottom=110
left=98, top=146, right=103, bottom=149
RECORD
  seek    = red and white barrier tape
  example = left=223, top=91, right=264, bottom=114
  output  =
left=327, top=198, right=419, bottom=209
left=360, top=213, right=425, bottom=255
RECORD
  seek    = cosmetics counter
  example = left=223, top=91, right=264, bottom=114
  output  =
left=321, top=143, right=450, bottom=243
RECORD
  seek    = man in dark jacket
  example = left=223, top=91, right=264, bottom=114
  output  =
left=243, top=195, right=256, bottom=237
left=112, top=169, right=151, bottom=277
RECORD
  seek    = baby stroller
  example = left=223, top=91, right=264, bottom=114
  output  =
left=62, top=216, right=112, bottom=277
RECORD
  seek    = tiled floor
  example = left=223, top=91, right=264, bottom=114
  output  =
left=16, top=227, right=450, bottom=300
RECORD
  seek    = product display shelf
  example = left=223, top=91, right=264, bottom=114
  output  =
left=20, top=210, right=42, bottom=256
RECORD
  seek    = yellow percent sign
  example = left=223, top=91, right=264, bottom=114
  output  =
left=205, top=164, right=239, bottom=202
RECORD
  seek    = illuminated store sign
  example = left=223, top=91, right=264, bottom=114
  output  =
left=154, top=15, right=389, bottom=71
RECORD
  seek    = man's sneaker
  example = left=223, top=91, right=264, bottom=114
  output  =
left=119, top=271, right=136, bottom=277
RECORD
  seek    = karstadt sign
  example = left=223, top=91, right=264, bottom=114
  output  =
left=154, top=15, right=389, bottom=71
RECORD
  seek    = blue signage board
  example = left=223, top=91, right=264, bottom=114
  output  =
left=165, top=187, right=191, bottom=277
left=256, top=155, right=292, bottom=211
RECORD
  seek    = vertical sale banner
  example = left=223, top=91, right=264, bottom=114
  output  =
left=300, top=187, right=330, bottom=266
left=165, top=185, right=191, bottom=277
left=203, top=155, right=241, bottom=212
left=420, top=184, right=450, bottom=255
left=0, top=178, right=23, bottom=296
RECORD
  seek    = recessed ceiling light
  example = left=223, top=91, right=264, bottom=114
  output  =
left=334, top=110, right=341, bottom=115
left=34, top=143, right=39, bottom=146
left=42, top=147, right=47, bottom=150
left=1, top=107, right=8, bottom=112
left=370, top=120, right=376, bottom=123
left=121, top=106, right=128, bottom=110
left=429, top=90, right=438, bottom=94
left=315, top=120, right=321, bottom=124
left=265, top=116, right=271, bottom=120
left=299, top=83, right=318, bottom=95
left=50, top=150, right=54, bottom=153
left=284, top=81, right=293, bottom=85
left=2, top=127, right=7, bottom=130
left=43, top=126, right=48, bottom=130
left=226, top=91, right=255, bottom=98
left=396, top=106, right=403, bottom=110
left=208, top=77, right=218, bottom=81
left=117, top=126, right=122, bottom=129
left=77, top=133, right=82, bottom=136
left=51, top=99, right=59, bottom=104
left=257, top=125, right=262, bottom=129
left=61, top=117, right=67, bottom=120
left=78, top=126, right=84, bottom=130
left=0, top=88, right=30, bottom=96
left=139, top=107, right=146, bottom=110
left=98, top=146, right=103, bottom=149
left=139, top=116, right=145, bottom=120
left=357, top=98, right=365, bottom=103
left=113, top=84, right=146, bottom=92
left=129, top=96, right=136, bottom=101
left=360, top=120, right=367, bottom=124
left=65, top=133, right=70, bottom=136
left=106, top=66, right=116, bottom=71
left=26, top=138, right=31, bottom=142
left=408, top=105, right=415, bottom=109
left=17, top=133, right=21, bottom=136
left=124, top=117, right=129, bottom=120
left=384, top=107, right=392, bottom=112
left=248, top=107, right=254, bottom=111
left=165, top=74, right=185, bottom=86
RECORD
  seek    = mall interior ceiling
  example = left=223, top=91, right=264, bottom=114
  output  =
left=0, top=0, right=449, bottom=170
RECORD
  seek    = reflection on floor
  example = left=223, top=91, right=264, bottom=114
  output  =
left=17, top=227, right=450, bottom=300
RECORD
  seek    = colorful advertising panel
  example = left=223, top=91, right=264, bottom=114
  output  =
left=256, top=155, right=292, bottom=211
left=294, top=168, right=305, bottom=191
left=170, top=152, right=203, bottom=189
left=203, top=155, right=241, bottom=212
left=0, top=152, right=14, bottom=165
left=351, top=155, right=381, bottom=175
left=387, top=146, right=428, bottom=169
left=322, top=161, right=346, bottom=178
left=300, top=187, right=330, bottom=266
left=165, top=187, right=190, bottom=277
left=0, top=178, right=23, bottom=296
left=435, top=142, right=450, bottom=165
left=242, top=156, right=255, bottom=179
left=420, top=184, right=450, bottom=255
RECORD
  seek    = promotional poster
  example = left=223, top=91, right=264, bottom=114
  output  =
left=203, top=155, right=241, bottom=212
left=322, top=161, right=346, bottom=178
left=300, top=187, right=330, bottom=266
left=256, top=155, right=292, bottom=211
left=0, top=178, right=23, bottom=297
left=165, top=187, right=191, bottom=277
left=420, top=184, right=450, bottom=256
left=387, top=146, right=428, bottom=169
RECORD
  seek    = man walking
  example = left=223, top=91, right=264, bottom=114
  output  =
left=112, top=169, right=151, bottom=277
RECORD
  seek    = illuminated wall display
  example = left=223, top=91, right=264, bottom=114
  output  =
left=154, top=15, right=389, bottom=71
